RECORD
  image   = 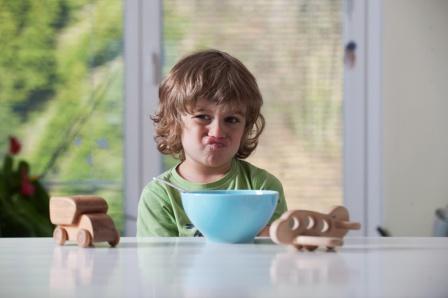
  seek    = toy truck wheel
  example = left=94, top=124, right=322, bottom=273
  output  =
left=53, top=227, right=68, bottom=245
left=108, top=230, right=120, bottom=247
left=77, top=229, right=92, bottom=247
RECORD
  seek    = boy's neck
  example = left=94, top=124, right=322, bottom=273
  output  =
left=177, top=160, right=233, bottom=184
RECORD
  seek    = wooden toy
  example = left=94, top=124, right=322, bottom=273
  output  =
left=269, top=206, right=360, bottom=251
left=50, top=196, right=120, bottom=248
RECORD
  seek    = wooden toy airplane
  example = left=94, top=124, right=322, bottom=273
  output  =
left=269, top=206, right=360, bottom=251
left=50, top=196, right=120, bottom=248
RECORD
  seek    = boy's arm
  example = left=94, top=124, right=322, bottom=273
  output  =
left=137, top=184, right=178, bottom=237
left=255, top=172, right=288, bottom=236
left=258, top=192, right=287, bottom=236
left=263, top=176, right=288, bottom=224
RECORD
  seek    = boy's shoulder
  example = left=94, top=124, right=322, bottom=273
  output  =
left=236, top=159, right=270, bottom=176
left=141, top=166, right=178, bottom=198
left=235, top=159, right=282, bottom=187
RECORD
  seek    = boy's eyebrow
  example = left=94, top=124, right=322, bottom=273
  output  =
left=193, top=107, right=209, bottom=112
left=232, top=110, right=246, bottom=117
left=191, top=107, right=211, bottom=114
left=193, top=107, right=246, bottom=116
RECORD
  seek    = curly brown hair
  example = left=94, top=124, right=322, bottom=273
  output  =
left=152, top=49, right=265, bottom=160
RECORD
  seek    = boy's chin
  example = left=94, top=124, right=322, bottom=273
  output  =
left=202, top=156, right=233, bottom=169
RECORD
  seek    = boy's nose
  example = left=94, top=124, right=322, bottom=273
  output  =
left=208, top=119, right=226, bottom=138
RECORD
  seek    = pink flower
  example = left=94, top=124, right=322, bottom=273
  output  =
left=9, top=136, right=21, bottom=155
left=20, top=168, right=35, bottom=196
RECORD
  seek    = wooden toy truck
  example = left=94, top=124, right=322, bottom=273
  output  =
left=269, top=206, right=360, bottom=251
left=50, top=196, right=120, bottom=248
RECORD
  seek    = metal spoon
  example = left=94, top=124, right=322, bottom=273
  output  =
left=152, top=176, right=188, bottom=193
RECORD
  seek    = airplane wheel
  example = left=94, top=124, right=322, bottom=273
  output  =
left=305, top=245, right=318, bottom=251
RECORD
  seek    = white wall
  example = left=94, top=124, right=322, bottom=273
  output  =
left=383, top=0, right=448, bottom=236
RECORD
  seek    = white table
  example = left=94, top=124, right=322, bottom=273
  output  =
left=0, top=237, right=447, bottom=297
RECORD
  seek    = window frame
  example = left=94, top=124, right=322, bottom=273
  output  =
left=343, top=0, right=383, bottom=236
left=124, top=0, right=162, bottom=236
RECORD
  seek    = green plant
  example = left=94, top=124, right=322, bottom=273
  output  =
left=0, top=136, right=53, bottom=237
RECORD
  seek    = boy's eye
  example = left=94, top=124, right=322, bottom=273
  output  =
left=225, top=116, right=241, bottom=124
left=193, top=114, right=211, bottom=121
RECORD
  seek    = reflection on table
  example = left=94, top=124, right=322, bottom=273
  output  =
left=0, top=237, right=447, bottom=297
left=50, top=245, right=119, bottom=290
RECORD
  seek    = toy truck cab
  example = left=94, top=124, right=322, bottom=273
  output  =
left=50, top=196, right=120, bottom=247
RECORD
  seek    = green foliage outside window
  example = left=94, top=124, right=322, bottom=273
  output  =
left=0, top=0, right=124, bottom=234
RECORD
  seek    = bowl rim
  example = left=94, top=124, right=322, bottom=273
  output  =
left=181, top=190, right=279, bottom=196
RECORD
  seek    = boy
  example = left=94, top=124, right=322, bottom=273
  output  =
left=137, top=49, right=287, bottom=237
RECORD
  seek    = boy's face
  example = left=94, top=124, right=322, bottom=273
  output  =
left=180, top=98, right=246, bottom=171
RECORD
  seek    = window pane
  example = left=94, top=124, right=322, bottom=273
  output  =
left=0, top=0, right=124, bottom=232
left=162, top=0, right=343, bottom=211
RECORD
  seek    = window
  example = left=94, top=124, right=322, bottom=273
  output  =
left=161, top=0, right=344, bottom=211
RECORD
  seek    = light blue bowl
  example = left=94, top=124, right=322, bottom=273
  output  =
left=181, top=190, right=279, bottom=243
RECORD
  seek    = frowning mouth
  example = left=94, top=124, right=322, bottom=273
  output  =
left=205, top=137, right=226, bottom=149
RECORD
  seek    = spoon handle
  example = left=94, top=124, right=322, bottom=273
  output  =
left=152, top=177, right=188, bottom=193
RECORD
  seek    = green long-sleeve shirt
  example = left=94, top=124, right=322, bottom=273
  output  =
left=137, top=158, right=288, bottom=237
